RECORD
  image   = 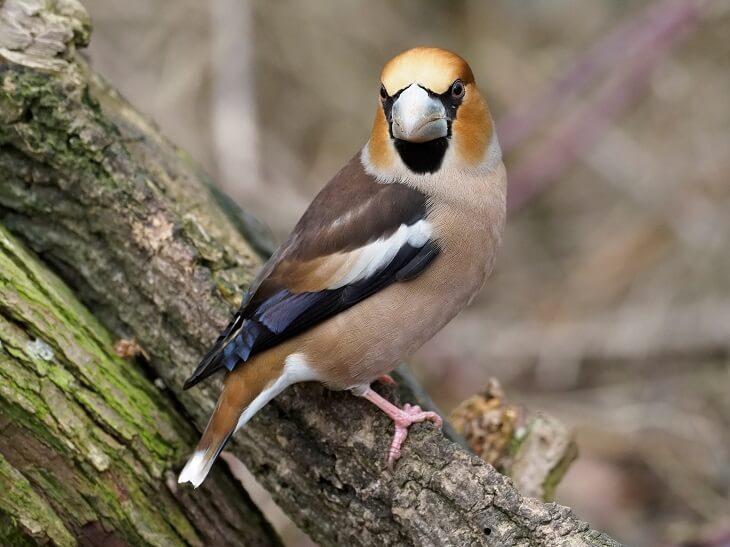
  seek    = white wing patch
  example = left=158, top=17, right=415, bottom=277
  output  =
left=328, top=220, right=432, bottom=289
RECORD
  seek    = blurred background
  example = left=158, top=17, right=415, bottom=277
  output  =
left=82, top=1, right=729, bottom=545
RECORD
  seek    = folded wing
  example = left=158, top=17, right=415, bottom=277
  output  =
left=183, top=154, right=439, bottom=389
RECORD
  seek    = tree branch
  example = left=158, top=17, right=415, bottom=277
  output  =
left=0, top=1, right=622, bottom=544
left=0, top=225, right=280, bottom=545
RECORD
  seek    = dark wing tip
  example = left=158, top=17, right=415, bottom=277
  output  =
left=181, top=346, right=225, bottom=390
left=182, top=363, right=222, bottom=390
left=182, top=314, right=263, bottom=390
left=182, top=374, right=200, bottom=390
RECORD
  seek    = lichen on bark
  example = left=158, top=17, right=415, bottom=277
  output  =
left=0, top=226, right=279, bottom=545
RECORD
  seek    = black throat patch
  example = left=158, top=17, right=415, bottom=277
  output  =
left=393, top=138, right=449, bottom=174
left=382, top=83, right=461, bottom=175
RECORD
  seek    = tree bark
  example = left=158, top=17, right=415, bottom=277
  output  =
left=0, top=225, right=280, bottom=545
left=0, top=1, right=622, bottom=545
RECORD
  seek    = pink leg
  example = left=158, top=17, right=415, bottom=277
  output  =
left=377, top=374, right=396, bottom=386
left=360, top=387, right=442, bottom=467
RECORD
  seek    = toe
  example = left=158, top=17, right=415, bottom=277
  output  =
left=427, top=412, right=443, bottom=428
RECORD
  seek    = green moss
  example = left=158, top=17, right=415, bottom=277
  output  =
left=541, top=440, right=579, bottom=502
left=0, top=224, right=190, bottom=466
left=0, top=453, right=75, bottom=547
left=0, top=224, right=202, bottom=544
left=0, top=514, right=38, bottom=547
left=0, top=68, right=115, bottom=191
left=505, top=423, right=529, bottom=461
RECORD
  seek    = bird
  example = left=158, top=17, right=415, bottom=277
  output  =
left=178, top=46, right=507, bottom=487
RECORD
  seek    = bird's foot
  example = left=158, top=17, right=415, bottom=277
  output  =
left=358, top=387, right=442, bottom=467
left=386, top=403, right=442, bottom=466
left=377, top=374, right=396, bottom=386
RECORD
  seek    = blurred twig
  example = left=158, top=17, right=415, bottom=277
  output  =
left=451, top=379, right=578, bottom=501
left=501, top=0, right=712, bottom=213
left=210, top=0, right=260, bottom=195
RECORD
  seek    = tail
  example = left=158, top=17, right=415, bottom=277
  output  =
left=178, top=351, right=287, bottom=487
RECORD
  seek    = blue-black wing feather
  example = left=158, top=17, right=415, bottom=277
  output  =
left=182, top=154, right=437, bottom=390
left=182, top=240, right=438, bottom=389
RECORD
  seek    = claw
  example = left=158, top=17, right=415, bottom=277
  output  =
left=358, top=387, right=442, bottom=467
left=386, top=404, right=442, bottom=466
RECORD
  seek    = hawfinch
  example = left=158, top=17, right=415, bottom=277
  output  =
left=179, top=47, right=506, bottom=487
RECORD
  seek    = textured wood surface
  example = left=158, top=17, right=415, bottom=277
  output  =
left=0, top=225, right=279, bottom=545
left=0, top=1, right=622, bottom=545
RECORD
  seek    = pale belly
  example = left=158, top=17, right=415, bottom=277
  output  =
left=298, top=235, right=497, bottom=390
left=294, top=165, right=507, bottom=390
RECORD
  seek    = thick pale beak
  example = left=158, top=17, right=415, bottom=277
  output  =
left=391, top=84, right=447, bottom=143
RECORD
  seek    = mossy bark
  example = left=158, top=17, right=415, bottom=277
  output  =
left=0, top=1, right=622, bottom=545
left=0, top=226, right=280, bottom=545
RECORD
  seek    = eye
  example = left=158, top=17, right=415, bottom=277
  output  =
left=450, top=79, right=465, bottom=99
left=379, top=84, right=388, bottom=100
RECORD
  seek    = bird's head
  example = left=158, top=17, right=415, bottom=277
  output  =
left=365, top=47, right=498, bottom=179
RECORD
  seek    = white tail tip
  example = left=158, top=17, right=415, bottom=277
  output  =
left=178, top=450, right=213, bottom=488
